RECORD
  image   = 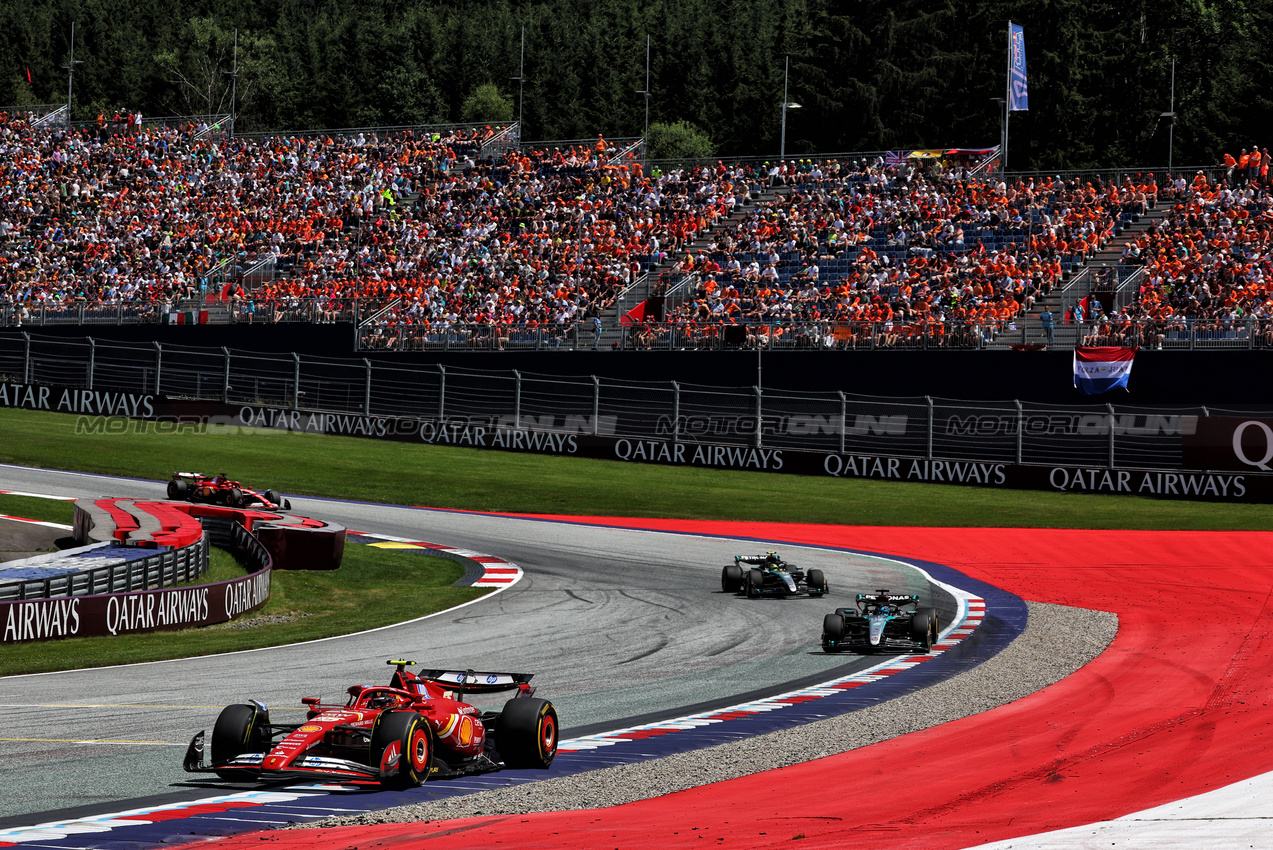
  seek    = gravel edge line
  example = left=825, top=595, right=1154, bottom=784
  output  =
left=301, top=600, right=1117, bottom=828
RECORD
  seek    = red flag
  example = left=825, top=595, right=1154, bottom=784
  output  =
left=25, top=67, right=31, bottom=83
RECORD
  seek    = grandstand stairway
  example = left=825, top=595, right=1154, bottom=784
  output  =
left=606, top=180, right=781, bottom=345
left=1020, top=205, right=1169, bottom=348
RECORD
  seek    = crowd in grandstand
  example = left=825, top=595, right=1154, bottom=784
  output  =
left=0, top=109, right=743, bottom=333
left=2, top=104, right=1271, bottom=349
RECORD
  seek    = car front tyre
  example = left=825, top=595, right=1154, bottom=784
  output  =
left=370, top=711, right=431, bottom=789
left=211, top=703, right=269, bottom=780
left=806, top=568, right=828, bottom=597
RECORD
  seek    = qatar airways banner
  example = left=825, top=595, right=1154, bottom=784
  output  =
left=4, top=379, right=1272, bottom=503
left=0, top=567, right=270, bottom=644
left=1182, top=418, right=1273, bottom=473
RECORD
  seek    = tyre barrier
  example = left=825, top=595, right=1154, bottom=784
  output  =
left=77, top=498, right=346, bottom=571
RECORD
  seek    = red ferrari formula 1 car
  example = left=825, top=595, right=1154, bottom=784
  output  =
left=182, top=660, right=559, bottom=788
left=167, top=472, right=291, bottom=511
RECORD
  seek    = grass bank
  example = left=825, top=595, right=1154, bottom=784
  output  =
left=0, top=406, right=1264, bottom=530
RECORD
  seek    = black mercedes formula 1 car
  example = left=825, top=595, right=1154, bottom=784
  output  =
left=822, top=590, right=939, bottom=653
left=720, top=552, right=828, bottom=599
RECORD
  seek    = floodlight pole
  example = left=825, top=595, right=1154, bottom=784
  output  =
left=636, top=35, right=651, bottom=167
left=511, top=26, right=525, bottom=138
left=64, top=22, right=82, bottom=121
left=781, top=56, right=790, bottom=161
left=229, top=29, right=239, bottom=137
left=1168, top=57, right=1176, bottom=174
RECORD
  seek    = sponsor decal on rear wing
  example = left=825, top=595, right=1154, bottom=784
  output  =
left=856, top=593, right=920, bottom=603
left=734, top=553, right=784, bottom=564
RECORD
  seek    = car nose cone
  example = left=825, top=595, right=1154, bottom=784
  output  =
left=868, top=614, right=888, bottom=645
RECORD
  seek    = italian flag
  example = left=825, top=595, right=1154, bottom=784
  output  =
left=161, top=310, right=209, bottom=325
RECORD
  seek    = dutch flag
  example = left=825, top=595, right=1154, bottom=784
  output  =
left=1073, top=347, right=1135, bottom=395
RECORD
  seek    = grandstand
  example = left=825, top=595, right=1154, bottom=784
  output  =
left=0, top=106, right=1254, bottom=352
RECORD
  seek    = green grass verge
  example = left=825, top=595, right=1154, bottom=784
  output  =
left=0, top=545, right=485, bottom=676
left=0, top=406, right=1266, bottom=529
left=0, top=493, right=74, bottom=525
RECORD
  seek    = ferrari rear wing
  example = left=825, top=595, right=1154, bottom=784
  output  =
left=387, top=659, right=536, bottom=696
left=420, top=670, right=535, bottom=694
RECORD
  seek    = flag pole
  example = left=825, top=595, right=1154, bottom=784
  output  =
left=1004, top=20, right=1012, bottom=173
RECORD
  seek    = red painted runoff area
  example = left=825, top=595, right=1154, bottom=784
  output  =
left=170, top=521, right=1273, bottom=850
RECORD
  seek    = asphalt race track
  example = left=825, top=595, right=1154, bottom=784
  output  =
left=229, top=521, right=1271, bottom=850
left=0, top=465, right=957, bottom=825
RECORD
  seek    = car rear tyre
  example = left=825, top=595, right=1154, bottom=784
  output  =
left=168, top=479, right=189, bottom=500
left=746, top=569, right=764, bottom=599
left=211, top=703, right=270, bottom=780
left=369, top=711, right=431, bottom=789
left=806, top=568, right=828, bottom=596
left=721, top=564, right=743, bottom=593
left=497, top=698, right=558, bottom=769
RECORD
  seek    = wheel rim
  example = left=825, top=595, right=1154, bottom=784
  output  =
left=540, top=714, right=557, bottom=757
left=408, top=727, right=429, bottom=770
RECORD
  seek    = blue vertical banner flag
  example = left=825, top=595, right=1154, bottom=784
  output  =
left=1009, top=23, right=1029, bottom=111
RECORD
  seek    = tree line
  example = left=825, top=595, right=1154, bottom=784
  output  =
left=1, top=0, right=1269, bottom=170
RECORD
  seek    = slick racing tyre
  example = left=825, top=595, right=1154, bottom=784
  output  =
left=369, top=711, right=432, bottom=789
left=806, top=568, right=828, bottom=596
left=228, top=488, right=244, bottom=508
left=211, top=703, right=270, bottom=780
left=746, top=569, right=764, bottom=598
left=914, top=606, right=939, bottom=652
left=497, top=698, right=558, bottom=769
left=265, top=489, right=282, bottom=508
left=911, top=603, right=942, bottom=651
left=721, top=564, right=744, bottom=593
left=167, top=479, right=189, bottom=500
left=823, top=612, right=845, bottom=652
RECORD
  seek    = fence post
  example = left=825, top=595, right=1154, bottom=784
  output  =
left=292, top=353, right=301, bottom=409
left=1107, top=403, right=1116, bottom=468
left=592, top=376, right=600, bottom=435
left=364, top=359, right=372, bottom=414
left=222, top=347, right=230, bottom=402
left=22, top=331, right=30, bottom=384
left=671, top=381, right=680, bottom=442
left=925, top=395, right=934, bottom=460
left=437, top=365, right=446, bottom=420
left=838, top=390, right=847, bottom=455
left=514, top=370, right=522, bottom=429
left=87, top=337, right=95, bottom=391
left=153, top=341, right=163, bottom=395
left=754, top=385, right=763, bottom=448
left=1015, top=399, right=1023, bottom=464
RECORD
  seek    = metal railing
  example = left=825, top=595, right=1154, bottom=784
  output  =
left=353, top=317, right=1272, bottom=352
left=2, top=332, right=1267, bottom=474
left=0, top=535, right=208, bottom=601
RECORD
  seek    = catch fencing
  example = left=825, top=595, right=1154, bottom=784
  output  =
left=1, top=332, right=1263, bottom=474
